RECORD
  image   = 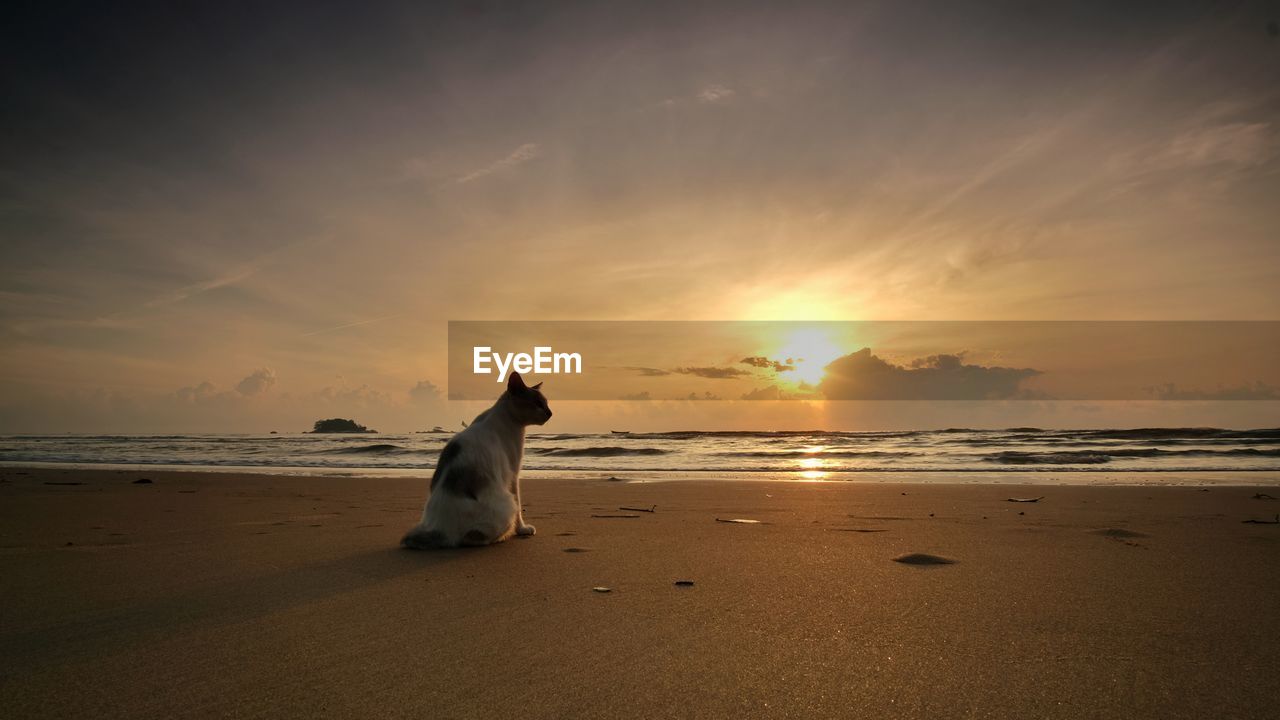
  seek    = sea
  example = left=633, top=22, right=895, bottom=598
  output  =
left=3, top=427, right=1280, bottom=485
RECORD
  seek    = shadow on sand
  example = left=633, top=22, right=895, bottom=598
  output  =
left=2, top=543, right=498, bottom=668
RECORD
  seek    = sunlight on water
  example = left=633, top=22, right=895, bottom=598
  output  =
left=797, top=456, right=830, bottom=480
left=1, top=428, right=1279, bottom=485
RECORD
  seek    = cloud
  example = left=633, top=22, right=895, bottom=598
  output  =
left=176, top=381, right=224, bottom=405
left=672, top=366, right=751, bottom=379
left=175, top=368, right=277, bottom=407
left=645, top=85, right=736, bottom=112
left=1147, top=382, right=1280, bottom=400
left=316, top=384, right=393, bottom=407
left=739, top=383, right=819, bottom=401
left=697, top=85, right=735, bottom=103
left=236, top=368, right=277, bottom=397
left=1110, top=121, right=1277, bottom=183
left=1163, top=122, right=1274, bottom=169
left=819, top=349, right=1043, bottom=400
left=142, top=264, right=261, bottom=309
left=741, top=385, right=782, bottom=401
left=456, top=143, right=541, bottom=184
left=740, top=385, right=787, bottom=401
left=408, top=380, right=442, bottom=404
left=625, top=366, right=672, bottom=377
left=301, top=313, right=403, bottom=338
left=741, top=356, right=795, bottom=372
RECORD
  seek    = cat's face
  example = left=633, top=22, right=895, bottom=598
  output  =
left=506, top=372, right=553, bottom=426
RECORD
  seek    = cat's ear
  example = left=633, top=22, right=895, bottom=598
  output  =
left=531, top=382, right=543, bottom=390
left=507, top=371, right=528, bottom=393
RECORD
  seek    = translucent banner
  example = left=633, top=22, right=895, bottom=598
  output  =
left=447, top=321, right=1280, bottom=401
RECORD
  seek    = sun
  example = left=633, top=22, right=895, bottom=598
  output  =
left=775, top=327, right=845, bottom=385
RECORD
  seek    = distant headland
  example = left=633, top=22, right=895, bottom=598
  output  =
left=309, top=418, right=377, bottom=434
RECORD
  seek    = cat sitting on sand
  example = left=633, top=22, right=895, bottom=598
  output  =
left=401, top=372, right=552, bottom=549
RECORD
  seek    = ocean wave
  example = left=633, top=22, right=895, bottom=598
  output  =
left=0, top=434, right=201, bottom=441
left=716, top=450, right=919, bottom=458
left=527, top=433, right=593, bottom=440
left=980, top=447, right=1280, bottom=464
left=619, top=430, right=925, bottom=440
left=1077, top=427, right=1280, bottom=440
left=529, top=446, right=670, bottom=457
left=319, top=443, right=412, bottom=455
left=984, top=451, right=1112, bottom=465
left=523, top=464, right=1280, bottom=474
left=1101, top=447, right=1280, bottom=458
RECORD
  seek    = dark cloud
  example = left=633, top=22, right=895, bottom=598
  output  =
left=819, top=349, right=1042, bottom=400
left=673, top=366, right=750, bottom=379
left=235, top=367, right=277, bottom=396
left=625, top=367, right=672, bottom=377
left=1147, top=382, right=1280, bottom=400
left=741, top=356, right=795, bottom=372
left=741, top=385, right=784, bottom=401
left=739, top=383, right=819, bottom=401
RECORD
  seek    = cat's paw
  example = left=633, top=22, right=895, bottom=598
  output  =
left=516, top=524, right=537, bottom=537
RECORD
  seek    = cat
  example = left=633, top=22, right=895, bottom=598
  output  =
left=401, top=371, right=552, bottom=549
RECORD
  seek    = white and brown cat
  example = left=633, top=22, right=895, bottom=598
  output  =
left=401, top=371, right=552, bottom=548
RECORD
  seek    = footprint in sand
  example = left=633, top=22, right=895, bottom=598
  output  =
left=1090, top=528, right=1148, bottom=546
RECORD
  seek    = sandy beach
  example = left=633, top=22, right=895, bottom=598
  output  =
left=2, top=467, right=1278, bottom=719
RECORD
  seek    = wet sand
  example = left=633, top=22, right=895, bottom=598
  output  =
left=2, top=467, right=1278, bottom=719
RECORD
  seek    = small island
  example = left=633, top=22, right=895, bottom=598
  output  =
left=309, top=418, right=377, bottom=434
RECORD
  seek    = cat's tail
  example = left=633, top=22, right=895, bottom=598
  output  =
left=400, top=525, right=449, bottom=550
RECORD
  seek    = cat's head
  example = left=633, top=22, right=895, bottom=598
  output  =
left=506, top=372, right=553, bottom=426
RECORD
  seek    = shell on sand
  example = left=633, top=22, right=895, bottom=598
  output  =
left=892, top=552, right=956, bottom=565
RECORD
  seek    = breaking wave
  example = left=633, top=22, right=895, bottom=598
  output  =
left=530, top=446, right=670, bottom=457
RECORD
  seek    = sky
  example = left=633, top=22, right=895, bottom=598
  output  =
left=2, top=1, right=1278, bottom=433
